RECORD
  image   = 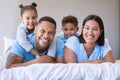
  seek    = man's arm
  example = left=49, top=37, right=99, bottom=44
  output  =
left=6, top=53, right=55, bottom=69
left=6, top=52, right=37, bottom=68
left=6, top=53, right=24, bottom=68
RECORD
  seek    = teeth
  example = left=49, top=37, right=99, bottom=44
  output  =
left=40, top=38, right=48, bottom=43
left=42, top=39, right=48, bottom=42
left=87, top=35, right=93, bottom=39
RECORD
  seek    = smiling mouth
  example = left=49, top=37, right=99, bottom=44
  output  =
left=39, top=38, right=49, bottom=44
left=86, top=34, right=94, bottom=39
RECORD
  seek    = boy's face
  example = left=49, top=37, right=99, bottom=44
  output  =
left=34, top=21, right=56, bottom=49
left=62, top=23, right=78, bottom=38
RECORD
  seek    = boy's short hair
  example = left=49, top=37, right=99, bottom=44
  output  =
left=62, top=15, right=78, bottom=26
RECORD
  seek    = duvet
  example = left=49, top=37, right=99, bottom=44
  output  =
left=0, top=56, right=120, bottom=80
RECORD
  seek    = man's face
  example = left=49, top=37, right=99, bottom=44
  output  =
left=35, top=21, right=56, bottom=49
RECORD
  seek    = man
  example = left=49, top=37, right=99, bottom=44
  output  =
left=6, top=16, right=56, bottom=68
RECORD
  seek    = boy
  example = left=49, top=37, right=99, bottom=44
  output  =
left=55, top=15, right=79, bottom=63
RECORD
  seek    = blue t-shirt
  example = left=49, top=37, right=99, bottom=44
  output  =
left=65, top=36, right=112, bottom=63
left=56, top=32, right=79, bottom=58
left=10, top=33, right=48, bottom=62
left=55, top=37, right=64, bottom=57
left=17, top=23, right=33, bottom=52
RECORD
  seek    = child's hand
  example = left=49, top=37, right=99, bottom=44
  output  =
left=35, top=55, right=54, bottom=63
left=36, top=55, right=41, bottom=59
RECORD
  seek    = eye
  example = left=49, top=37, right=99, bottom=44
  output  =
left=93, top=28, right=98, bottom=31
left=93, top=27, right=99, bottom=31
left=32, top=16, right=37, bottom=19
left=26, top=17, right=30, bottom=20
left=48, top=32, right=55, bottom=35
left=85, top=27, right=89, bottom=30
left=70, top=28, right=74, bottom=31
left=63, top=28, right=68, bottom=31
left=39, top=30, right=45, bottom=33
left=84, top=25, right=89, bottom=30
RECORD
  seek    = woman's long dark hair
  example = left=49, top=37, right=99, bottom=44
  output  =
left=79, top=14, right=105, bottom=46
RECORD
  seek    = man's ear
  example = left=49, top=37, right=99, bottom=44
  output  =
left=34, top=26, right=37, bottom=34
left=61, top=27, right=63, bottom=31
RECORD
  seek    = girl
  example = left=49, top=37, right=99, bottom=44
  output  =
left=17, top=2, right=56, bottom=58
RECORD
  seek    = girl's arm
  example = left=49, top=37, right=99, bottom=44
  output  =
left=80, top=50, right=115, bottom=64
left=17, top=28, right=39, bottom=56
left=17, top=28, right=33, bottom=52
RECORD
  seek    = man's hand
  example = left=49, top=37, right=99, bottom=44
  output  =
left=35, top=55, right=54, bottom=63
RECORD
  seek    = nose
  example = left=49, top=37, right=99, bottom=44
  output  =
left=43, top=32, right=49, bottom=39
left=67, top=30, right=72, bottom=35
left=29, top=19, right=33, bottom=23
left=88, top=29, right=93, bottom=35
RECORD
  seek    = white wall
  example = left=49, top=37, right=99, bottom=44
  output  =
left=0, top=0, right=119, bottom=59
left=0, top=0, right=20, bottom=54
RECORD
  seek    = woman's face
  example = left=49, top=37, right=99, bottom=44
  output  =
left=83, top=20, right=102, bottom=44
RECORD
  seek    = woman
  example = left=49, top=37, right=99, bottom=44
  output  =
left=64, top=14, right=115, bottom=63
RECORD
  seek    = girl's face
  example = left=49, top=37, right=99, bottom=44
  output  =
left=62, top=23, right=78, bottom=38
left=83, top=20, right=102, bottom=44
left=21, top=10, right=37, bottom=30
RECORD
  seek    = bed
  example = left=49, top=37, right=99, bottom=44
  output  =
left=0, top=37, right=120, bottom=80
left=0, top=56, right=120, bottom=80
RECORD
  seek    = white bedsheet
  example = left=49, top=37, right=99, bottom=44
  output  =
left=0, top=60, right=120, bottom=80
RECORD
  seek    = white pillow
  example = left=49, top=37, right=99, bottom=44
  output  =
left=2, top=37, right=14, bottom=59
left=0, top=56, right=6, bottom=70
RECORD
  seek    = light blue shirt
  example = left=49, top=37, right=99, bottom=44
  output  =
left=56, top=32, right=79, bottom=58
left=11, top=33, right=54, bottom=62
left=17, top=23, right=56, bottom=58
left=55, top=33, right=69, bottom=58
left=65, top=36, right=111, bottom=63
left=56, top=37, right=64, bottom=57
left=17, top=23, right=33, bottom=52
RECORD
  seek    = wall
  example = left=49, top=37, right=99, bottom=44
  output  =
left=0, top=0, right=119, bottom=59
left=0, top=0, right=19, bottom=54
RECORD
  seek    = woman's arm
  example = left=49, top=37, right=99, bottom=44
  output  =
left=102, top=50, right=115, bottom=63
left=64, top=47, right=77, bottom=63
left=82, top=50, right=115, bottom=64
left=55, top=57, right=64, bottom=63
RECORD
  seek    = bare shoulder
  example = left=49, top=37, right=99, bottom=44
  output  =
left=6, top=52, right=23, bottom=68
